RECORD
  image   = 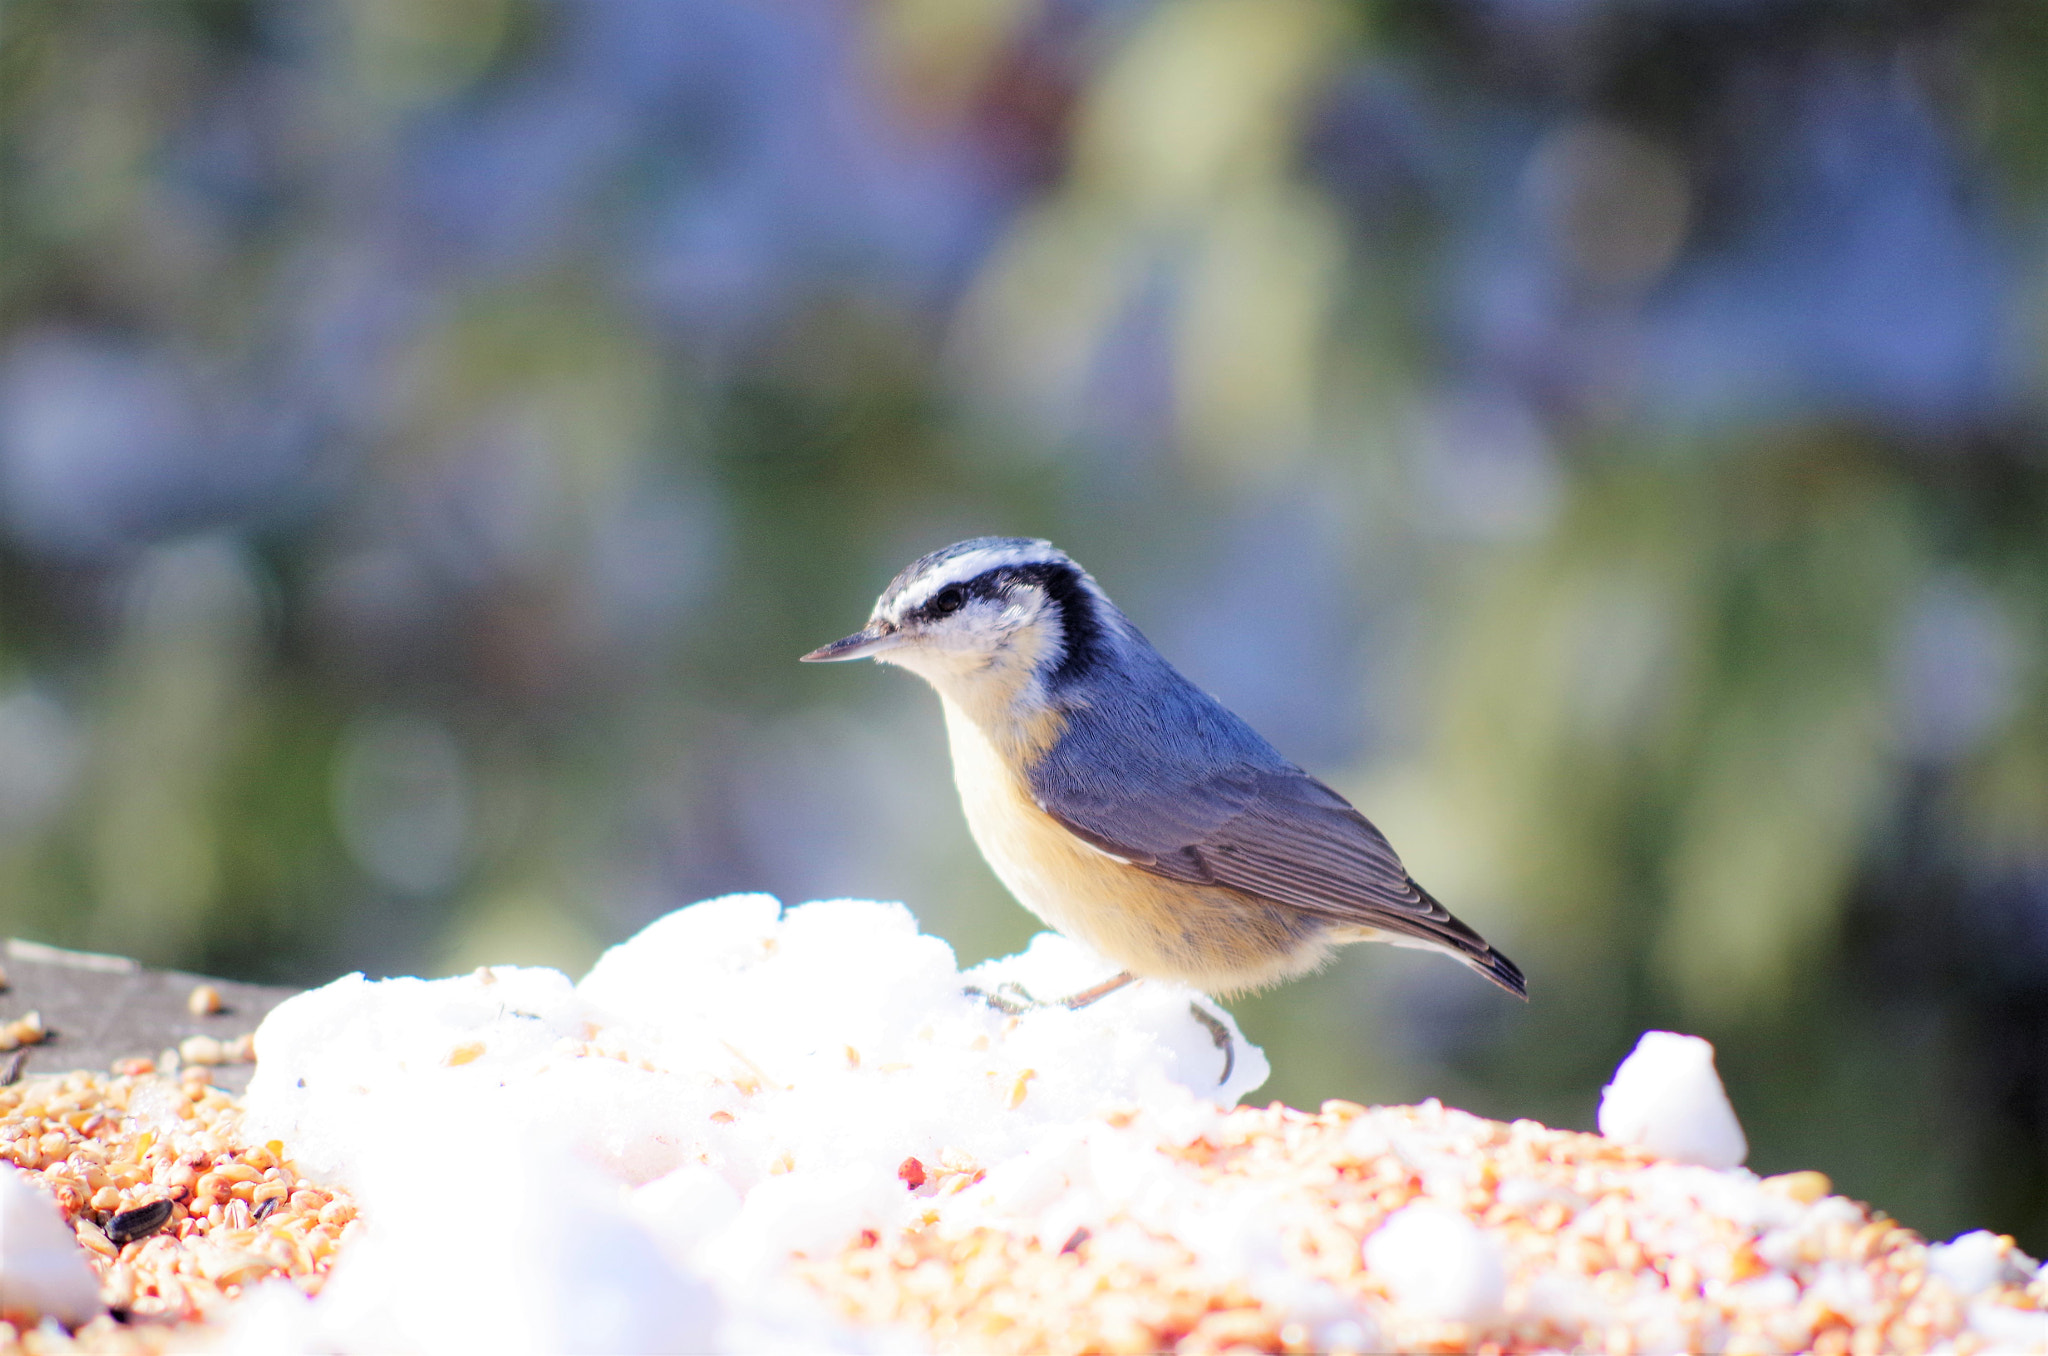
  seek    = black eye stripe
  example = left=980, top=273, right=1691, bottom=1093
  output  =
left=897, top=562, right=1104, bottom=683
left=909, top=573, right=1004, bottom=621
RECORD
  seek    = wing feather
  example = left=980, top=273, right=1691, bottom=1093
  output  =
left=1031, top=708, right=1525, bottom=996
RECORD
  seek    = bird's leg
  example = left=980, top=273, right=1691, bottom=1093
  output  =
left=961, top=980, right=1041, bottom=1015
left=1061, top=971, right=1138, bottom=1010
left=967, top=973, right=1232, bottom=1086
left=963, top=970, right=1140, bottom=1015
left=1187, top=1003, right=1236, bottom=1087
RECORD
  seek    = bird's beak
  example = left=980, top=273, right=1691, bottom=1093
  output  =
left=800, top=625, right=902, bottom=663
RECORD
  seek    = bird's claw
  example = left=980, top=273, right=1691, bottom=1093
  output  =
left=1187, top=1002, right=1235, bottom=1087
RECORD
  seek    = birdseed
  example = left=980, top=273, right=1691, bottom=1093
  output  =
left=0, top=1066, right=357, bottom=1353
left=796, top=1099, right=2047, bottom=1355
left=0, top=1064, right=2037, bottom=1354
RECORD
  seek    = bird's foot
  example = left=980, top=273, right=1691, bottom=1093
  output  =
left=1187, top=1003, right=1236, bottom=1087
left=962, top=981, right=1042, bottom=1015
left=964, top=970, right=1140, bottom=1015
left=967, top=980, right=1231, bottom=1085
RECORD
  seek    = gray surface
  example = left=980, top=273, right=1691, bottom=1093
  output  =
left=0, top=940, right=301, bottom=1095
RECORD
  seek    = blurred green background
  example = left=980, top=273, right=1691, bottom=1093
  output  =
left=4, top=0, right=2048, bottom=1249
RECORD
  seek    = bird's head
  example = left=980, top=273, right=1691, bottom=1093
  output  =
left=801, top=537, right=1114, bottom=706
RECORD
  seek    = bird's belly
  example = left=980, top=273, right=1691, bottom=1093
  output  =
left=941, top=703, right=1331, bottom=995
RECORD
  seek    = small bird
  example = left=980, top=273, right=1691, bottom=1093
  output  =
left=802, top=537, right=1525, bottom=1007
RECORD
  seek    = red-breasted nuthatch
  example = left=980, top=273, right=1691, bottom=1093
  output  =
left=803, top=537, right=1525, bottom=1009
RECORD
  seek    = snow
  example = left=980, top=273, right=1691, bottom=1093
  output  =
left=0, top=1166, right=102, bottom=1326
left=236, top=895, right=1265, bottom=1353
left=1597, top=1030, right=1748, bottom=1169
left=200, top=897, right=2043, bottom=1354
left=1362, top=1201, right=1507, bottom=1323
left=306, top=1141, right=722, bottom=1355
left=1973, top=1301, right=2048, bottom=1350
left=1931, top=1230, right=2037, bottom=1298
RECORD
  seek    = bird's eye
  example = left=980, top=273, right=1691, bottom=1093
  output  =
left=930, top=586, right=966, bottom=617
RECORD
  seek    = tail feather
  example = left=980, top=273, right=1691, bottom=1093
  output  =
left=1464, top=944, right=1527, bottom=999
left=1413, top=885, right=1528, bottom=1000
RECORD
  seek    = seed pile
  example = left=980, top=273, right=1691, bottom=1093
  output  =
left=800, top=1099, right=2048, bottom=1355
left=0, top=1067, right=357, bottom=1353
left=0, top=900, right=2039, bottom=1354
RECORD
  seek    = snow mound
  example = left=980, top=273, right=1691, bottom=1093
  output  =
left=218, top=899, right=2047, bottom=1354
left=1597, top=1029, right=1748, bottom=1169
left=238, top=895, right=1265, bottom=1352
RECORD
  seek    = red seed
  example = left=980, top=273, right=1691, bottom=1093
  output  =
left=897, top=1156, right=926, bottom=1190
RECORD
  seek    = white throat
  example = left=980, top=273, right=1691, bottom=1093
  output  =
left=881, top=612, right=1064, bottom=747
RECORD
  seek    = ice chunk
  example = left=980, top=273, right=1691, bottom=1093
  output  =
left=314, top=1143, right=719, bottom=1356
left=712, top=1163, right=900, bottom=1289
left=580, top=893, right=786, bottom=1011
left=1363, top=1202, right=1506, bottom=1323
left=1317, top=1317, right=1379, bottom=1353
left=1930, top=1230, right=2036, bottom=1297
left=1970, top=1301, right=2048, bottom=1350
left=1597, top=1031, right=1747, bottom=1169
left=628, top=1164, right=744, bottom=1272
left=245, top=965, right=590, bottom=1187
left=217, top=1281, right=320, bottom=1356
left=0, top=1167, right=102, bottom=1327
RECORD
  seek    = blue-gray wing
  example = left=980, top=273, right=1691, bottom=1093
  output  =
left=1029, top=678, right=1525, bottom=996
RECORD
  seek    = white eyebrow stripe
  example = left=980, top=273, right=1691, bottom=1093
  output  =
left=887, top=544, right=1065, bottom=615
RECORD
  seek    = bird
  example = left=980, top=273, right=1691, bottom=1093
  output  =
left=801, top=536, right=1525, bottom=1011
